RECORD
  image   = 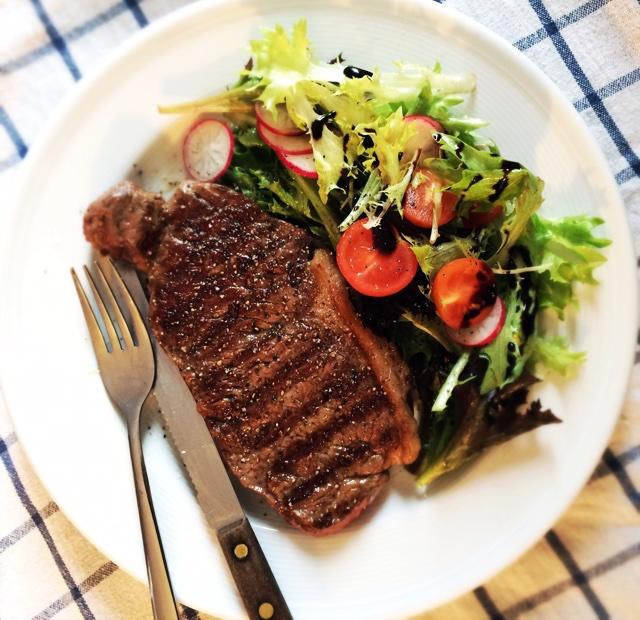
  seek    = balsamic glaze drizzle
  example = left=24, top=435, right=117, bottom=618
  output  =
left=343, top=65, right=373, bottom=79
left=371, top=221, right=397, bottom=254
left=311, top=111, right=337, bottom=140
left=362, top=134, right=374, bottom=149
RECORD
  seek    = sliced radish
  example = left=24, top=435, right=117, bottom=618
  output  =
left=447, top=297, right=506, bottom=347
left=257, top=121, right=312, bottom=155
left=255, top=102, right=304, bottom=137
left=182, top=119, right=234, bottom=181
left=402, top=115, right=443, bottom=163
left=277, top=150, right=318, bottom=179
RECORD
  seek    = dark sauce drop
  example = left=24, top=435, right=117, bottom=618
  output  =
left=489, top=174, right=510, bottom=202
left=329, top=52, right=345, bottom=65
left=457, top=173, right=484, bottom=202
left=311, top=110, right=337, bottom=140
left=461, top=281, right=497, bottom=328
left=362, top=134, right=374, bottom=149
left=476, top=269, right=489, bottom=283
left=518, top=247, right=538, bottom=337
left=343, top=65, right=373, bottom=79
left=501, top=159, right=522, bottom=172
left=468, top=174, right=483, bottom=188
left=489, top=160, right=523, bottom=202
left=522, top=301, right=536, bottom=337
left=371, top=221, right=397, bottom=254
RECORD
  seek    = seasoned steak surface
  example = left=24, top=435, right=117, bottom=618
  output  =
left=84, top=181, right=419, bottom=534
left=83, top=181, right=165, bottom=272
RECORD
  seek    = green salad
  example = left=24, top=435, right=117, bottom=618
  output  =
left=161, top=20, right=609, bottom=486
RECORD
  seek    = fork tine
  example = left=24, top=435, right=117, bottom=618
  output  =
left=94, top=258, right=135, bottom=350
left=104, top=258, right=152, bottom=353
left=71, top=268, right=109, bottom=356
left=83, top=265, right=120, bottom=352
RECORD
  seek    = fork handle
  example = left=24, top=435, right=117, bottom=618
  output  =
left=128, top=419, right=179, bottom=620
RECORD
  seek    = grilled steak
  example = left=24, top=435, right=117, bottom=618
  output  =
left=84, top=181, right=420, bottom=535
left=83, top=181, right=165, bottom=272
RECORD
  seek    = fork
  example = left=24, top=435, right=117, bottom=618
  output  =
left=71, top=257, right=179, bottom=620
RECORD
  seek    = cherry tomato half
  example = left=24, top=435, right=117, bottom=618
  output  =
left=431, top=258, right=497, bottom=330
left=402, top=169, right=457, bottom=229
left=336, top=219, right=418, bottom=297
left=463, top=203, right=503, bottom=228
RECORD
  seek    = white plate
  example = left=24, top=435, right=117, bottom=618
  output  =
left=1, top=1, right=636, bottom=618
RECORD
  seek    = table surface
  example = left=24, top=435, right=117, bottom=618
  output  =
left=0, top=1, right=638, bottom=619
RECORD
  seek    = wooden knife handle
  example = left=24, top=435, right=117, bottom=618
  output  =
left=218, top=519, right=293, bottom=620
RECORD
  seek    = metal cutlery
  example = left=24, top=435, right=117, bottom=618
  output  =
left=71, top=257, right=178, bottom=620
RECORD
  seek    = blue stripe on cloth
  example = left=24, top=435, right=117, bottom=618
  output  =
left=0, top=107, right=28, bottom=158
left=32, top=562, right=118, bottom=620
left=0, top=42, right=54, bottom=75
left=0, top=152, right=22, bottom=174
left=473, top=586, right=505, bottom=619
left=67, top=2, right=132, bottom=39
left=0, top=433, right=17, bottom=452
left=575, top=68, right=640, bottom=112
left=502, top=541, right=640, bottom=619
left=515, top=0, right=611, bottom=50
left=0, top=436, right=96, bottom=620
left=123, top=0, right=148, bottom=27
left=29, top=0, right=81, bottom=80
left=592, top=444, right=640, bottom=480
left=619, top=444, right=640, bottom=465
left=545, top=530, right=609, bottom=618
left=181, top=605, right=200, bottom=619
left=0, top=501, right=59, bottom=553
left=602, top=448, right=640, bottom=510
left=0, top=2, right=133, bottom=75
left=617, top=166, right=638, bottom=184
left=529, top=0, right=640, bottom=181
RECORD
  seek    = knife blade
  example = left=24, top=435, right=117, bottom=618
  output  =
left=117, top=263, right=292, bottom=620
left=145, top=353, right=244, bottom=531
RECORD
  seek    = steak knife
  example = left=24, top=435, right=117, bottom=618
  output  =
left=120, top=264, right=292, bottom=620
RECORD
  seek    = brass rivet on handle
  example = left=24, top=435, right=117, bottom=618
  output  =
left=234, top=543, right=249, bottom=559
left=258, top=602, right=274, bottom=619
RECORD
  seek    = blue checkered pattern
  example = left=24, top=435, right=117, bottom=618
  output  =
left=1, top=1, right=638, bottom=618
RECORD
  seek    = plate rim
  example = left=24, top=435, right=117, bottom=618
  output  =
left=1, top=0, right=637, bottom=616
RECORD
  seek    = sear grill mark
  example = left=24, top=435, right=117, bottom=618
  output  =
left=285, top=441, right=373, bottom=506
left=83, top=181, right=420, bottom=535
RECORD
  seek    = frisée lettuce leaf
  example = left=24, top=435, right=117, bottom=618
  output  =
left=520, top=214, right=610, bottom=317
left=527, top=335, right=587, bottom=375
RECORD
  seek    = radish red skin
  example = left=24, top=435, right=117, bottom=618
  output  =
left=402, top=115, right=444, bottom=162
left=257, top=121, right=312, bottom=155
left=255, top=102, right=304, bottom=137
left=182, top=119, right=234, bottom=182
left=447, top=297, right=506, bottom=347
left=404, top=114, right=443, bottom=132
left=276, top=150, right=318, bottom=179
